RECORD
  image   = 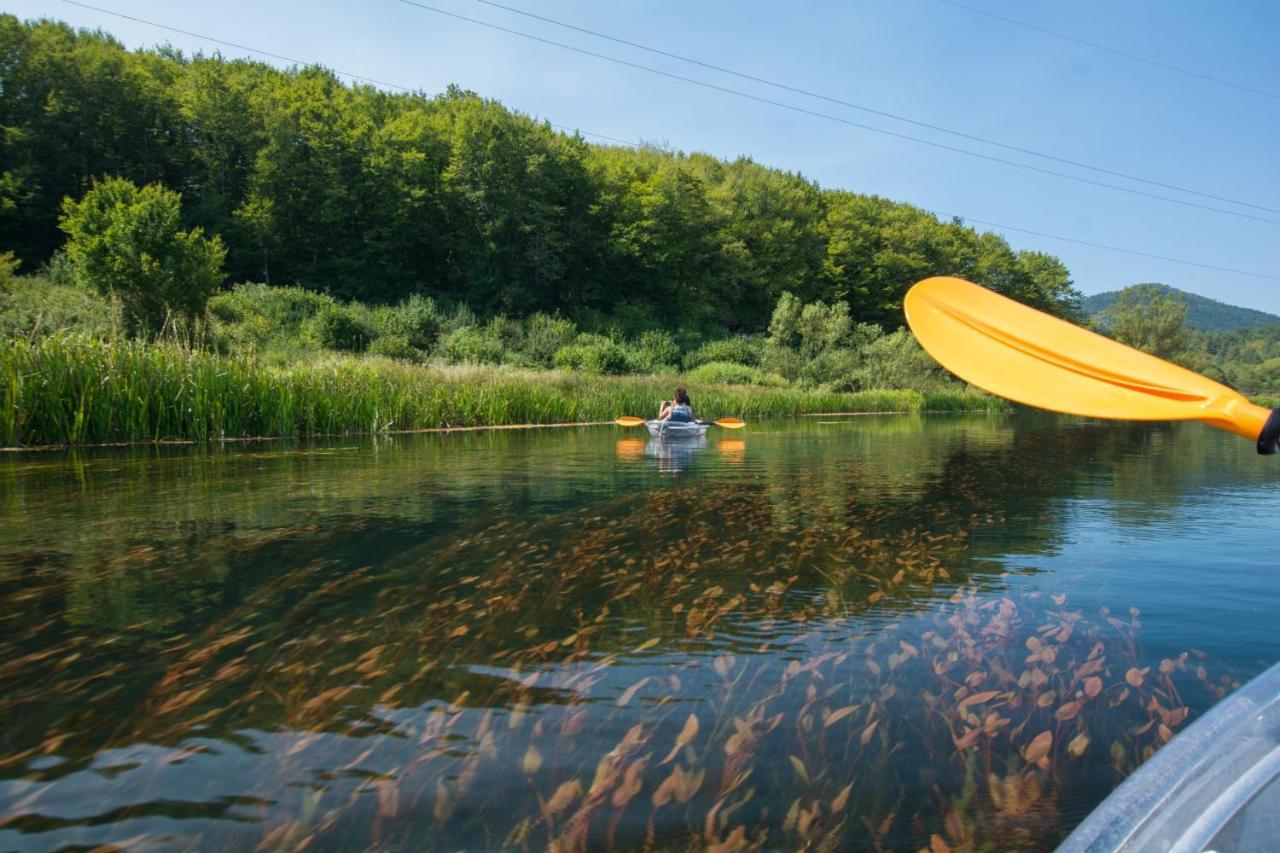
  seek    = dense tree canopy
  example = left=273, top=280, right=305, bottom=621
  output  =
left=0, top=15, right=1082, bottom=333
left=1102, top=283, right=1191, bottom=362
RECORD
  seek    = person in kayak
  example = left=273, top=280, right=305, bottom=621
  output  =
left=658, top=388, right=695, bottom=423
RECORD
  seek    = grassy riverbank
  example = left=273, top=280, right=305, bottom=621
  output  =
left=2, top=336, right=1004, bottom=446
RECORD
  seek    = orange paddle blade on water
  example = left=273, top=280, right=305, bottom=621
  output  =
left=615, top=416, right=746, bottom=429
left=904, top=276, right=1280, bottom=454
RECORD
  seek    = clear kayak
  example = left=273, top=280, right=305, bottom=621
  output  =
left=1061, top=659, right=1280, bottom=852
left=645, top=419, right=711, bottom=438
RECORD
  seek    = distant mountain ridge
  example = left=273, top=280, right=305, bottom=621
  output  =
left=1083, top=284, right=1280, bottom=332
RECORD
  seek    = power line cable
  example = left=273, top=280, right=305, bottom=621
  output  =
left=53, top=1, right=1280, bottom=282
left=395, top=0, right=1280, bottom=227
left=60, top=0, right=634, bottom=147
left=928, top=211, right=1280, bottom=282
left=471, top=0, right=1278, bottom=215
left=934, top=0, right=1280, bottom=102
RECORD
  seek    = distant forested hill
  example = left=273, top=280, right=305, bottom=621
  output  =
left=1085, top=284, right=1280, bottom=332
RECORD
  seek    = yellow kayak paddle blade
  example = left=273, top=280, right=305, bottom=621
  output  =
left=614, top=417, right=646, bottom=427
left=714, top=418, right=746, bottom=429
left=903, top=276, right=1280, bottom=454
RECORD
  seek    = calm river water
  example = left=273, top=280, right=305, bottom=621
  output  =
left=2, top=415, right=1279, bottom=850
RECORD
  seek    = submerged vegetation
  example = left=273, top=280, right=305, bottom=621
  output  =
left=0, top=422, right=1249, bottom=849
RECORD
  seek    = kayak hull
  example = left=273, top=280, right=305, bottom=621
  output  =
left=645, top=420, right=710, bottom=438
left=1061, top=659, right=1280, bottom=852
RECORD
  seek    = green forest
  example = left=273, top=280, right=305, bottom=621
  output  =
left=0, top=16, right=1079, bottom=327
left=1, top=15, right=1275, bottom=444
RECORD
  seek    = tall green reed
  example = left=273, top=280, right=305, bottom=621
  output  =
left=1, top=336, right=1005, bottom=446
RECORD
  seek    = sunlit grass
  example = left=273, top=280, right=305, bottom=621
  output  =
left=1, top=336, right=1005, bottom=446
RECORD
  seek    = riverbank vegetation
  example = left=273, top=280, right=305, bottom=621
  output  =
left=9, top=15, right=1276, bottom=446
left=0, top=335, right=1002, bottom=446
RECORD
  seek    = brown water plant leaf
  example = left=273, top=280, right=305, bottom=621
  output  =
left=616, top=677, right=650, bottom=707
left=1025, top=730, right=1053, bottom=767
left=632, top=637, right=660, bottom=653
left=523, top=744, right=543, bottom=775
left=376, top=778, right=399, bottom=818
left=957, top=690, right=1000, bottom=710
left=1055, top=700, right=1083, bottom=721
left=1083, top=676, right=1103, bottom=698
left=611, top=756, right=649, bottom=807
left=1068, top=732, right=1090, bottom=757
left=983, top=712, right=1010, bottom=735
left=954, top=727, right=981, bottom=751
left=831, top=783, right=852, bottom=813
left=789, top=755, right=810, bottom=784
left=658, top=714, right=701, bottom=766
left=860, top=719, right=879, bottom=745
left=433, top=780, right=454, bottom=822
left=653, top=765, right=704, bottom=807
left=1036, top=691, right=1056, bottom=708
left=543, top=779, right=582, bottom=818
left=823, top=705, right=859, bottom=728
left=1126, top=667, right=1146, bottom=688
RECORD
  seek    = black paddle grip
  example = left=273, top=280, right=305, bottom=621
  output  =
left=1258, top=407, right=1280, bottom=455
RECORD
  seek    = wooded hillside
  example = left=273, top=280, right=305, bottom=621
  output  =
left=0, top=16, right=1081, bottom=333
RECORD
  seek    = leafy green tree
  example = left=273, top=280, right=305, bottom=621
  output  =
left=59, top=178, right=225, bottom=334
left=2, top=14, right=1086, bottom=338
left=1104, top=283, right=1190, bottom=361
left=0, top=18, right=187, bottom=267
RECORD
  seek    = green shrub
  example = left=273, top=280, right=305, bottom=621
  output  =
left=553, top=333, right=630, bottom=375
left=208, top=283, right=334, bottom=329
left=441, top=303, right=478, bottom=334
left=683, top=337, right=763, bottom=370
left=842, top=329, right=954, bottom=392
left=510, top=312, right=577, bottom=368
left=60, top=178, right=225, bottom=334
left=373, top=294, right=440, bottom=351
left=630, top=329, right=681, bottom=373
left=0, top=252, right=18, bottom=293
left=0, top=275, right=122, bottom=340
left=442, top=325, right=505, bottom=364
left=306, top=305, right=372, bottom=352
left=686, top=361, right=787, bottom=386
left=367, top=333, right=421, bottom=362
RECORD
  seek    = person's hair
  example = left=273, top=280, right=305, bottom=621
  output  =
left=674, top=388, right=690, bottom=406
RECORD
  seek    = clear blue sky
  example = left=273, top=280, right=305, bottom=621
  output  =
left=12, top=0, right=1280, bottom=311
